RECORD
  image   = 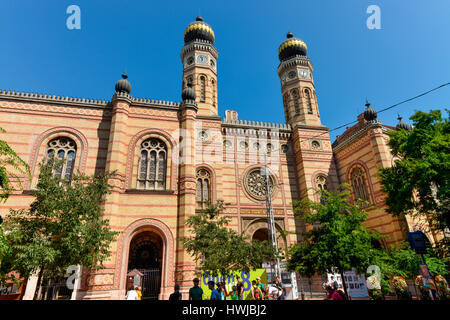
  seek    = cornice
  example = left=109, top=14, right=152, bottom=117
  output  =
left=180, top=40, right=219, bottom=60
left=332, top=121, right=393, bottom=153
left=277, top=56, right=313, bottom=75
left=0, top=89, right=110, bottom=108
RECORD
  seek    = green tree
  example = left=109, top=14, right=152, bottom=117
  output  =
left=181, top=200, right=276, bottom=277
left=286, top=186, right=383, bottom=297
left=370, top=242, right=449, bottom=296
left=379, top=109, right=450, bottom=255
left=0, top=127, right=30, bottom=202
left=1, top=160, right=119, bottom=299
left=0, top=127, right=30, bottom=288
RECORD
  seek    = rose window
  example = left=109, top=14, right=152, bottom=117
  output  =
left=244, top=168, right=276, bottom=200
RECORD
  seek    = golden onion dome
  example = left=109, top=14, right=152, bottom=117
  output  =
left=184, top=16, right=215, bottom=44
left=278, top=32, right=308, bottom=61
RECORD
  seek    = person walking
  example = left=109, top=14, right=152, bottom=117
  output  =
left=208, top=281, right=221, bottom=300
left=189, top=278, right=203, bottom=301
left=169, top=284, right=182, bottom=300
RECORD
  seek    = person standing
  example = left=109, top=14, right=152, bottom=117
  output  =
left=256, top=277, right=265, bottom=300
left=169, top=284, right=182, bottom=301
left=136, top=286, right=142, bottom=300
left=229, top=285, right=239, bottom=300
left=250, top=280, right=263, bottom=300
left=189, top=278, right=203, bottom=301
left=218, top=282, right=228, bottom=300
left=125, top=286, right=139, bottom=300
left=208, top=281, right=221, bottom=300
left=329, top=276, right=339, bottom=291
left=236, top=276, right=244, bottom=300
left=275, top=277, right=285, bottom=300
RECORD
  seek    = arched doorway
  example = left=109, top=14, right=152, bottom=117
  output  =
left=127, top=231, right=163, bottom=300
left=252, top=228, right=269, bottom=242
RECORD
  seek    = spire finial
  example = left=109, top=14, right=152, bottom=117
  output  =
left=365, top=99, right=370, bottom=108
left=122, top=68, right=128, bottom=79
left=397, top=114, right=402, bottom=121
left=286, top=31, right=294, bottom=39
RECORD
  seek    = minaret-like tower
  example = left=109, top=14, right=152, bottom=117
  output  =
left=277, top=32, right=338, bottom=204
left=180, top=16, right=219, bottom=117
left=277, top=32, right=321, bottom=127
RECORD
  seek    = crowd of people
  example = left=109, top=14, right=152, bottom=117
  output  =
left=125, top=275, right=290, bottom=300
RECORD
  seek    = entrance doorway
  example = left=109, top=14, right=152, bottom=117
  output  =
left=127, top=231, right=163, bottom=300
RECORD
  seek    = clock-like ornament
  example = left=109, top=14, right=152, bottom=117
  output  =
left=299, top=69, right=309, bottom=79
left=197, top=55, right=208, bottom=64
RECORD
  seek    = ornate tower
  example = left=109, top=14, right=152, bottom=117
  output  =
left=276, top=32, right=338, bottom=204
left=180, top=16, right=219, bottom=117
left=277, top=32, right=321, bottom=127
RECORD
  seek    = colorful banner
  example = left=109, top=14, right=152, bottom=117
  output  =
left=201, top=269, right=267, bottom=300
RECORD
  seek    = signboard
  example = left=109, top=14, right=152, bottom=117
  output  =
left=328, top=269, right=369, bottom=298
left=290, top=272, right=298, bottom=300
left=201, top=269, right=267, bottom=300
left=407, top=231, right=428, bottom=254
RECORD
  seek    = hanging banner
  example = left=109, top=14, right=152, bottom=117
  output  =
left=201, top=269, right=267, bottom=300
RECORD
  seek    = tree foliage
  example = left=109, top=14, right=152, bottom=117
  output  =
left=1, top=160, right=119, bottom=293
left=0, top=127, right=30, bottom=202
left=370, top=242, right=449, bottom=295
left=286, top=186, right=383, bottom=295
left=379, top=109, right=450, bottom=254
left=182, top=200, right=276, bottom=277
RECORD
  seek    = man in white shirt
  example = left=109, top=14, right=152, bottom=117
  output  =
left=126, top=286, right=139, bottom=300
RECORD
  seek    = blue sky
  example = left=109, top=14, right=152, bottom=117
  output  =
left=1, top=0, right=449, bottom=141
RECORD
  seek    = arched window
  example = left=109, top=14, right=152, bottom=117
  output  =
left=137, top=138, right=167, bottom=190
left=45, top=137, right=77, bottom=181
left=291, top=89, right=300, bottom=115
left=350, top=167, right=370, bottom=205
left=196, top=169, right=211, bottom=209
left=200, top=76, right=206, bottom=102
left=305, top=89, right=313, bottom=114
left=211, top=79, right=216, bottom=108
left=315, top=175, right=328, bottom=204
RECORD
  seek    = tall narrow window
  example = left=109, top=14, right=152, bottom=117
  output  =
left=196, top=169, right=211, bottom=209
left=291, top=89, right=300, bottom=115
left=45, top=137, right=77, bottom=182
left=212, top=80, right=216, bottom=107
left=305, top=89, right=313, bottom=114
left=137, top=138, right=167, bottom=190
left=315, top=175, right=328, bottom=204
left=351, top=167, right=370, bottom=206
left=200, top=76, right=206, bottom=102
left=283, top=93, right=290, bottom=122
